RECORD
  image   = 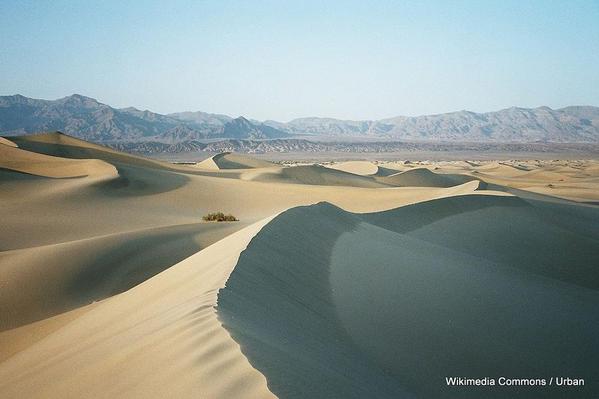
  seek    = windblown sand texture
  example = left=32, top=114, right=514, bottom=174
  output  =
left=1, top=132, right=598, bottom=398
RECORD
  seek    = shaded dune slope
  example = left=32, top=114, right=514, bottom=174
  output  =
left=0, top=222, right=242, bottom=331
left=8, top=132, right=178, bottom=171
left=197, top=152, right=275, bottom=170
left=246, top=164, right=390, bottom=188
left=375, top=165, right=402, bottom=176
left=378, top=167, right=478, bottom=188
left=362, top=195, right=599, bottom=287
left=218, top=197, right=599, bottom=398
left=218, top=204, right=411, bottom=398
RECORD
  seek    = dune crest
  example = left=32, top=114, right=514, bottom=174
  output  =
left=0, top=222, right=245, bottom=331
left=9, top=132, right=199, bottom=174
left=0, top=137, right=18, bottom=147
left=196, top=152, right=275, bottom=170
left=379, top=167, right=476, bottom=188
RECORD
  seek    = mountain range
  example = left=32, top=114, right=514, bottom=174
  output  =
left=1, top=94, right=598, bottom=143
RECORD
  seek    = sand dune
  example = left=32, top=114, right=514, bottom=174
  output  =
left=194, top=155, right=220, bottom=169
left=0, top=137, right=18, bottom=147
left=0, top=142, right=117, bottom=179
left=374, top=165, right=402, bottom=176
left=474, top=161, right=527, bottom=175
left=245, top=164, right=390, bottom=188
left=201, top=157, right=392, bottom=188
left=0, top=154, right=487, bottom=252
left=325, top=161, right=402, bottom=177
left=0, top=222, right=243, bottom=331
left=325, top=160, right=380, bottom=176
left=218, top=203, right=410, bottom=398
left=2, top=133, right=599, bottom=398
left=219, top=198, right=599, bottom=398
left=197, top=152, right=275, bottom=170
left=378, top=167, right=476, bottom=188
left=9, top=132, right=196, bottom=173
left=0, top=219, right=277, bottom=399
left=369, top=158, right=599, bottom=202
left=467, top=165, right=599, bottom=202
left=519, top=184, right=599, bottom=203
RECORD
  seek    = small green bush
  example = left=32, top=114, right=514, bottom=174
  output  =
left=202, top=212, right=238, bottom=222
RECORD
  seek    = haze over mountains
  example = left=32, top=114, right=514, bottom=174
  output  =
left=1, top=94, right=598, bottom=145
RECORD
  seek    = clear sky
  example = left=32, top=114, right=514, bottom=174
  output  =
left=1, top=0, right=598, bottom=121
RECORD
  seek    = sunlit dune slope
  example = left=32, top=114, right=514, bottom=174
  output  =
left=325, top=160, right=380, bottom=176
left=0, top=141, right=117, bottom=179
left=0, top=219, right=278, bottom=399
left=0, top=137, right=18, bottom=147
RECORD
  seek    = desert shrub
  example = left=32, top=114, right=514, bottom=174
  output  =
left=202, top=212, right=238, bottom=222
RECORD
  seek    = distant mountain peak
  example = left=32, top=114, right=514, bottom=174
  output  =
left=56, top=94, right=103, bottom=108
left=63, top=93, right=98, bottom=101
left=232, top=116, right=251, bottom=123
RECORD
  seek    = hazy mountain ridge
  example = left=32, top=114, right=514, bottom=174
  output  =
left=0, top=94, right=288, bottom=142
left=1, top=94, right=598, bottom=143
left=275, top=107, right=599, bottom=142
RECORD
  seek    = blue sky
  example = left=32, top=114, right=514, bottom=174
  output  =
left=1, top=0, right=598, bottom=121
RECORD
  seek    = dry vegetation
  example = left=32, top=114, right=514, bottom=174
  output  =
left=202, top=212, right=238, bottom=222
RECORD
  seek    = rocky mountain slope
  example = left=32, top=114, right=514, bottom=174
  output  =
left=1, top=94, right=598, bottom=143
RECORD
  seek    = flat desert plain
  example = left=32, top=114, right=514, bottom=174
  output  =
left=1, top=132, right=599, bottom=398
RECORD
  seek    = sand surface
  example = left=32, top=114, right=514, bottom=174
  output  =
left=0, top=219, right=277, bottom=399
left=374, top=158, right=599, bottom=202
left=1, top=132, right=598, bottom=398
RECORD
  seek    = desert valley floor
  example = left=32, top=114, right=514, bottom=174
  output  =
left=1, top=132, right=599, bottom=398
